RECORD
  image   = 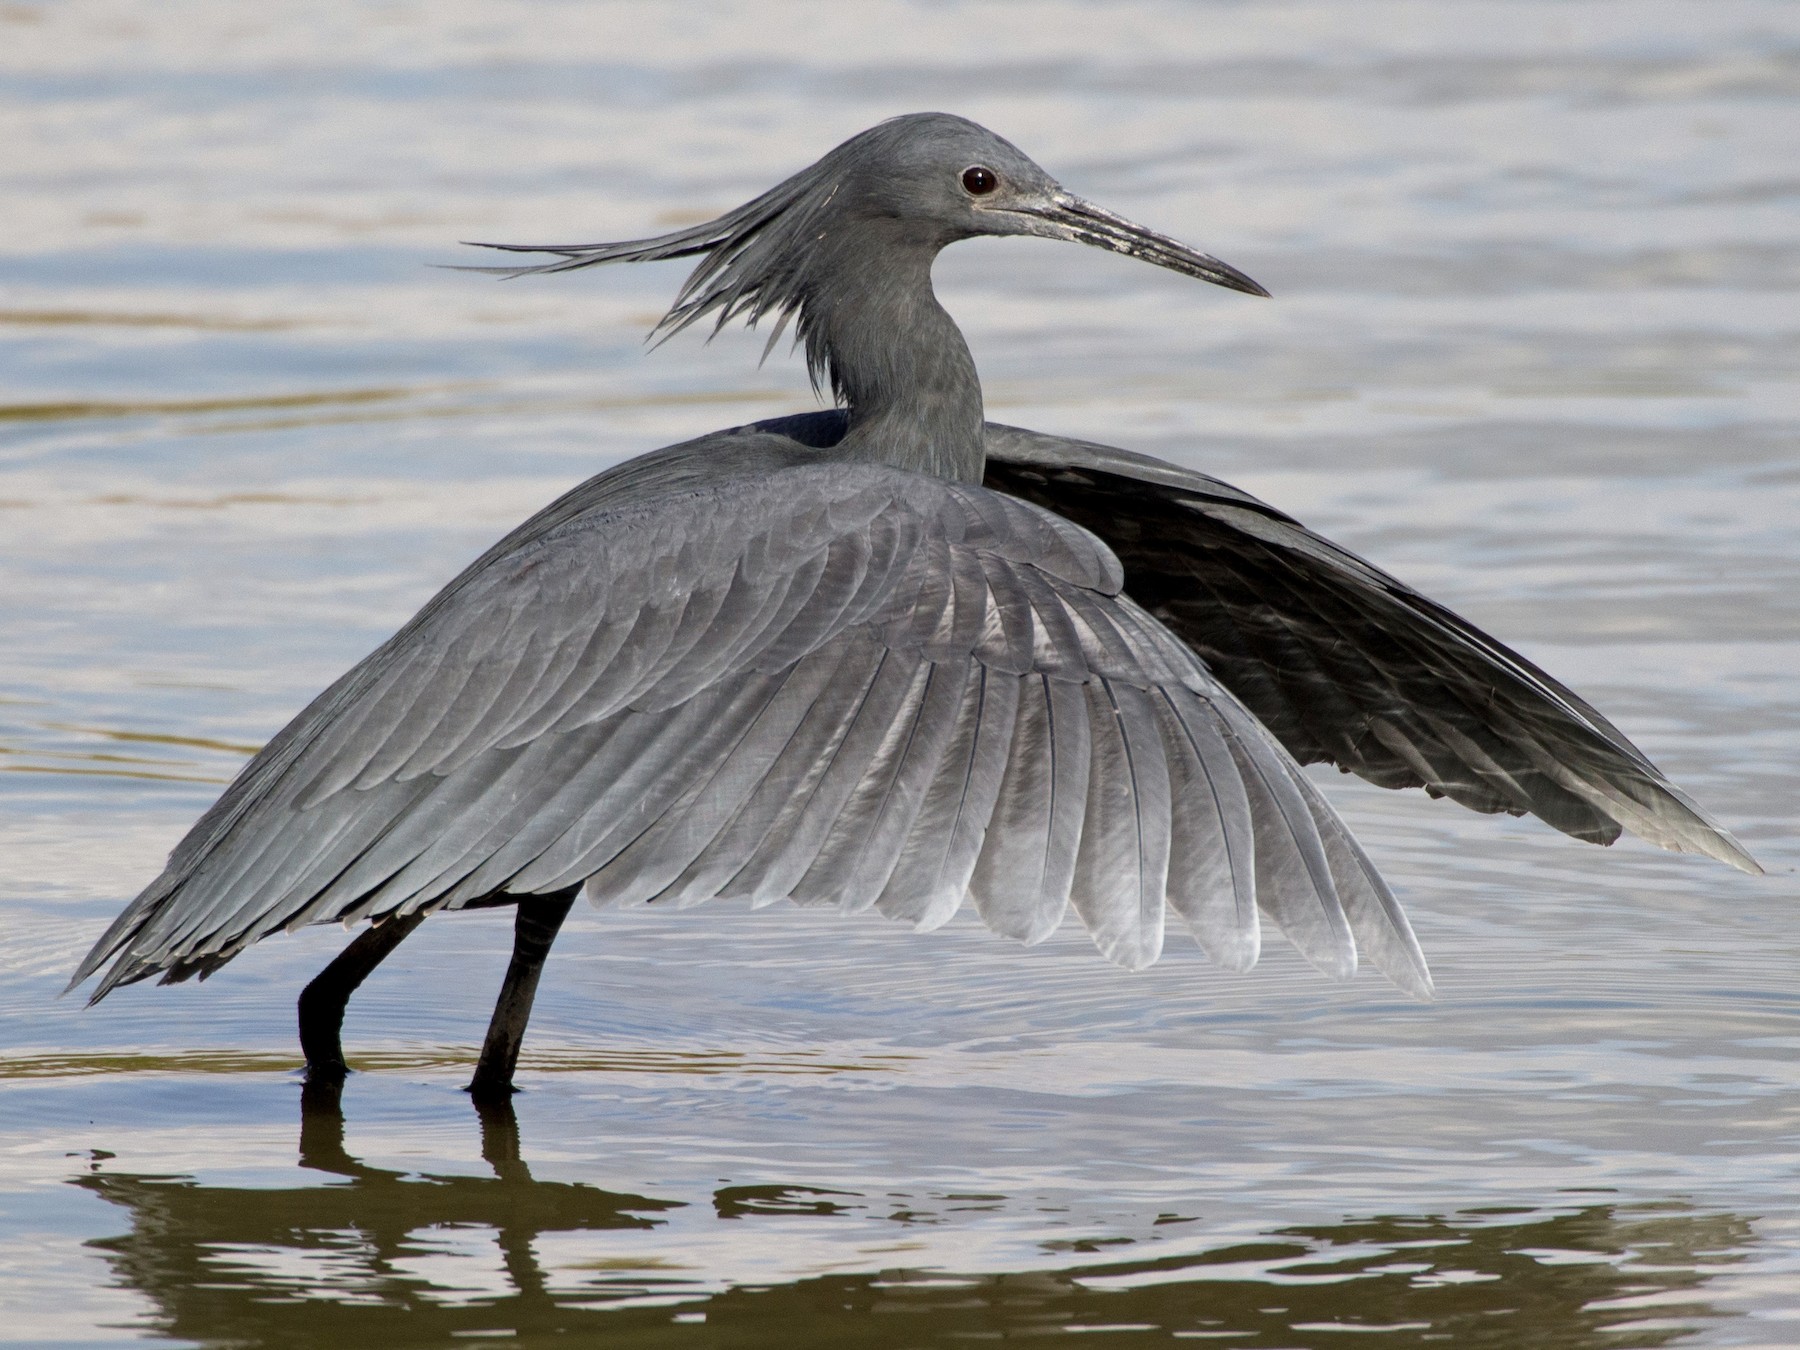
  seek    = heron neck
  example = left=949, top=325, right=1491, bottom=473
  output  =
left=815, top=240, right=986, bottom=484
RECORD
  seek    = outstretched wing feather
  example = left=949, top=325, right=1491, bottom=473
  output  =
left=983, top=423, right=1757, bottom=872
left=77, top=431, right=1455, bottom=1001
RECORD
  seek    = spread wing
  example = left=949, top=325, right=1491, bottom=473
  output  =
left=982, top=423, right=1757, bottom=873
left=75, top=434, right=1433, bottom=1002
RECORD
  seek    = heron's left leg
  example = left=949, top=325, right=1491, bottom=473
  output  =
left=467, top=887, right=579, bottom=1104
left=298, top=910, right=429, bottom=1080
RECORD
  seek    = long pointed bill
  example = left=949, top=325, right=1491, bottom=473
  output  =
left=1002, top=192, right=1269, bottom=297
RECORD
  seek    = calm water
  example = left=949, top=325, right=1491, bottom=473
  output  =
left=2, top=2, right=1797, bottom=1345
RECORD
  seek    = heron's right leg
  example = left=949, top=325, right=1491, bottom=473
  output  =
left=298, top=910, right=429, bottom=1080
left=467, top=888, right=579, bottom=1104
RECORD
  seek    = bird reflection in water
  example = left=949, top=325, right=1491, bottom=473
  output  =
left=72, top=1090, right=1745, bottom=1347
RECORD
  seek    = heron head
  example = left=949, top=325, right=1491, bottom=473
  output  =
left=455, top=112, right=1265, bottom=397
left=837, top=114, right=1268, bottom=299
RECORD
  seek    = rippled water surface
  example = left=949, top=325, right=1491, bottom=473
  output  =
left=2, top=2, right=1797, bottom=1345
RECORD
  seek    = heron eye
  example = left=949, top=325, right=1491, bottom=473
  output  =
left=961, top=165, right=998, bottom=196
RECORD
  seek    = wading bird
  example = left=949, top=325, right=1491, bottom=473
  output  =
left=71, top=114, right=1756, bottom=1103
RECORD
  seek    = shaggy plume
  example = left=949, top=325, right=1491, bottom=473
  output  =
left=457, top=123, right=923, bottom=398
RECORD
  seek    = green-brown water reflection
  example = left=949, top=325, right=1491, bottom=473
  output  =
left=75, top=1094, right=1743, bottom=1349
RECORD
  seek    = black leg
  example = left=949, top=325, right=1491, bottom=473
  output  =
left=297, top=910, right=428, bottom=1080
left=467, top=888, right=578, bottom=1104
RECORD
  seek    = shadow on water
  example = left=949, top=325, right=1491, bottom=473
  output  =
left=70, top=1087, right=1748, bottom=1348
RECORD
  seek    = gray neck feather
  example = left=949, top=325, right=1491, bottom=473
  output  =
left=489, top=144, right=991, bottom=484
left=806, top=231, right=985, bottom=483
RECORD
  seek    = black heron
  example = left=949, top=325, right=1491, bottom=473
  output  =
left=71, top=113, right=1757, bottom=1103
